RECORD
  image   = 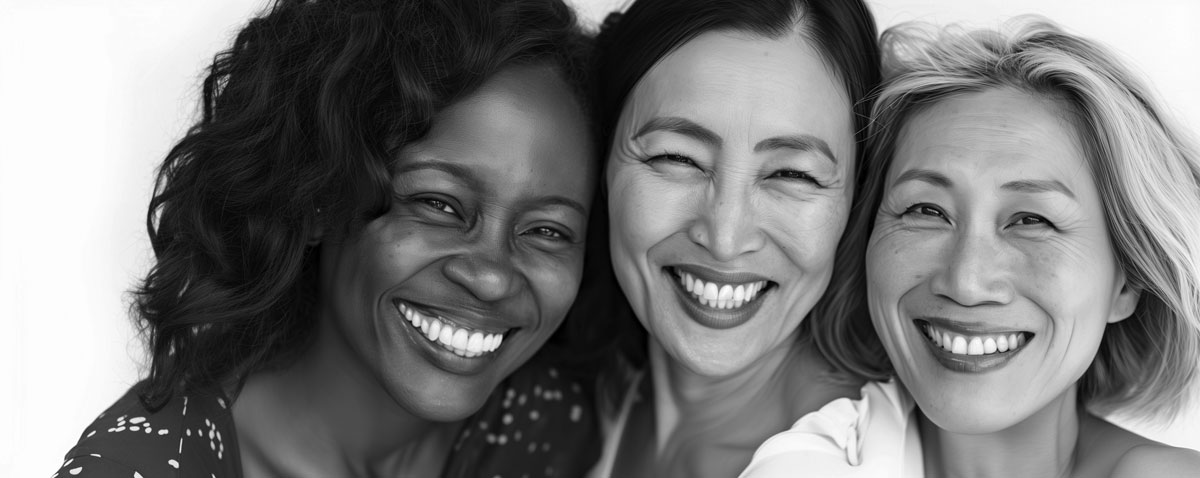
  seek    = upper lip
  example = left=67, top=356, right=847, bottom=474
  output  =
left=393, top=298, right=527, bottom=334
left=914, top=316, right=1033, bottom=336
left=666, top=264, right=773, bottom=285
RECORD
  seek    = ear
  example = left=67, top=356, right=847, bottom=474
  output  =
left=1107, top=267, right=1141, bottom=324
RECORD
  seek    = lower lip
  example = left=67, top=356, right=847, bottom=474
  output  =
left=667, top=270, right=768, bottom=330
left=918, top=326, right=1028, bottom=373
left=387, top=304, right=504, bottom=376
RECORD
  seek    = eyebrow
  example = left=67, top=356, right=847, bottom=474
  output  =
left=893, top=169, right=1078, bottom=200
left=892, top=168, right=953, bottom=188
left=527, top=195, right=589, bottom=217
left=632, top=116, right=721, bottom=148
left=1001, top=179, right=1076, bottom=199
left=394, top=160, right=483, bottom=190
left=754, top=135, right=838, bottom=164
left=633, top=116, right=837, bottom=163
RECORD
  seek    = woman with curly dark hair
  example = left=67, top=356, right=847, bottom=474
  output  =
left=52, top=0, right=602, bottom=476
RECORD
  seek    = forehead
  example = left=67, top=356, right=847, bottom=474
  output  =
left=403, top=65, right=594, bottom=201
left=623, top=30, right=855, bottom=157
left=892, top=88, right=1089, bottom=183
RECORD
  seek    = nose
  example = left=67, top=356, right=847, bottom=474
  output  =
left=442, top=250, right=523, bottom=303
left=929, top=230, right=1014, bottom=306
left=687, top=181, right=766, bottom=262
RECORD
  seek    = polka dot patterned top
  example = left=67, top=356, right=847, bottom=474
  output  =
left=53, top=382, right=239, bottom=478
left=55, top=361, right=599, bottom=477
left=444, top=360, right=602, bottom=478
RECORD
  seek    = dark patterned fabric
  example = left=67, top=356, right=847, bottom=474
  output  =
left=54, top=362, right=599, bottom=478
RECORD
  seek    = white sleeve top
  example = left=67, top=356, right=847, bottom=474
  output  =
left=739, top=380, right=925, bottom=478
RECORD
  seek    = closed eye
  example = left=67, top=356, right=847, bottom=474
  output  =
left=647, top=153, right=698, bottom=168
left=767, top=169, right=823, bottom=187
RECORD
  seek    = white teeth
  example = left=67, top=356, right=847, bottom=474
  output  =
left=967, top=337, right=983, bottom=355
left=952, top=336, right=967, bottom=354
left=467, top=332, right=484, bottom=353
left=398, top=302, right=507, bottom=357
left=427, top=320, right=441, bottom=341
left=924, top=323, right=1029, bottom=357
left=677, top=270, right=768, bottom=311
left=452, top=329, right=469, bottom=350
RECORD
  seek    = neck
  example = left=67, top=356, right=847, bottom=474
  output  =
left=232, top=320, right=459, bottom=477
left=645, top=329, right=858, bottom=476
left=922, top=386, right=1080, bottom=478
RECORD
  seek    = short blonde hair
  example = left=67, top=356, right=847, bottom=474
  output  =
left=853, top=16, right=1200, bottom=421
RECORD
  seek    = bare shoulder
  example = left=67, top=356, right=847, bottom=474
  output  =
left=1109, top=443, right=1200, bottom=478
left=1078, top=413, right=1200, bottom=478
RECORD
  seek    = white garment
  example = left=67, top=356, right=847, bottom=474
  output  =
left=739, top=380, right=925, bottom=478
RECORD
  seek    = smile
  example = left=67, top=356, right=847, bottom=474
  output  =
left=670, top=268, right=770, bottom=311
left=664, top=265, right=774, bottom=330
left=920, top=322, right=1031, bottom=356
left=913, top=318, right=1034, bottom=373
left=396, top=300, right=508, bottom=358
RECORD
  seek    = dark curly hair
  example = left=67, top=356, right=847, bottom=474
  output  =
left=135, top=0, right=593, bottom=410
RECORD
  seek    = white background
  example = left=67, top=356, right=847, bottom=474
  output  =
left=2, top=0, right=1197, bottom=475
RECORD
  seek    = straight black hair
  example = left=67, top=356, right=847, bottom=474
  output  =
left=590, top=0, right=890, bottom=380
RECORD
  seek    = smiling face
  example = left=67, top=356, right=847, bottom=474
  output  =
left=315, top=65, right=594, bottom=421
left=606, top=30, right=856, bottom=377
left=866, top=88, right=1139, bottom=433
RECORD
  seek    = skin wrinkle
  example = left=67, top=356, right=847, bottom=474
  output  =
left=606, top=29, right=860, bottom=477
left=867, top=88, right=1140, bottom=477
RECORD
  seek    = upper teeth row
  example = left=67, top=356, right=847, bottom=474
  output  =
left=399, top=303, right=504, bottom=357
left=924, top=324, right=1026, bottom=356
left=679, top=272, right=767, bottom=310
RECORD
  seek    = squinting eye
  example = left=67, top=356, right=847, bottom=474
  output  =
left=420, top=198, right=457, bottom=215
left=648, top=153, right=697, bottom=167
left=1011, top=214, right=1052, bottom=227
left=768, top=169, right=823, bottom=187
left=904, top=203, right=946, bottom=219
left=526, top=226, right=567, bottom=240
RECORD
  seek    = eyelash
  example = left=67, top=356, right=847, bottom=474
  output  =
left=646, top=153, right=823, bottom=186
left=525, top=226, right=570, bottom=242
left=418, top=197, right=457, bottom=216
left=901, top=203, right=1056, bottom=229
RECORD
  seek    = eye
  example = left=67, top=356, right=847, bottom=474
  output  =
left=647, top=153, right=698, bottom=167
left=903, top=203, right=947, bottom=219
left=1009, top=213, right=1053, bottom=228
left=524, top=225, right=572, bottom=242
left=767, top=169, right=824, bottom=187
left=419, top=197, right=457, bottom=215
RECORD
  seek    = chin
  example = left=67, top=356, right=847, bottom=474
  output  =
left=386, top=374, right=498, bottom=422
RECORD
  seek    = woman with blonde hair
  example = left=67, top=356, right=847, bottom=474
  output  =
left=743, top=17, right=1200, bottom=477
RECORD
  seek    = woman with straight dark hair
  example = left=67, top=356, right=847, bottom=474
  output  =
left=53, top=0, right=604, bottom=476
left=586, top=0, right=888, bottom=476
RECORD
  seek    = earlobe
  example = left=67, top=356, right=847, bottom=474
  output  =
left=1108, top=274, right=1141, bottom=324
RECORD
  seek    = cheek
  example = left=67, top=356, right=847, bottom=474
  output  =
left=763, top=193, right=850, bottom=271
left=529, top=255, right=584, bottom=326
left=607, top=167, right=692, bottom=258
